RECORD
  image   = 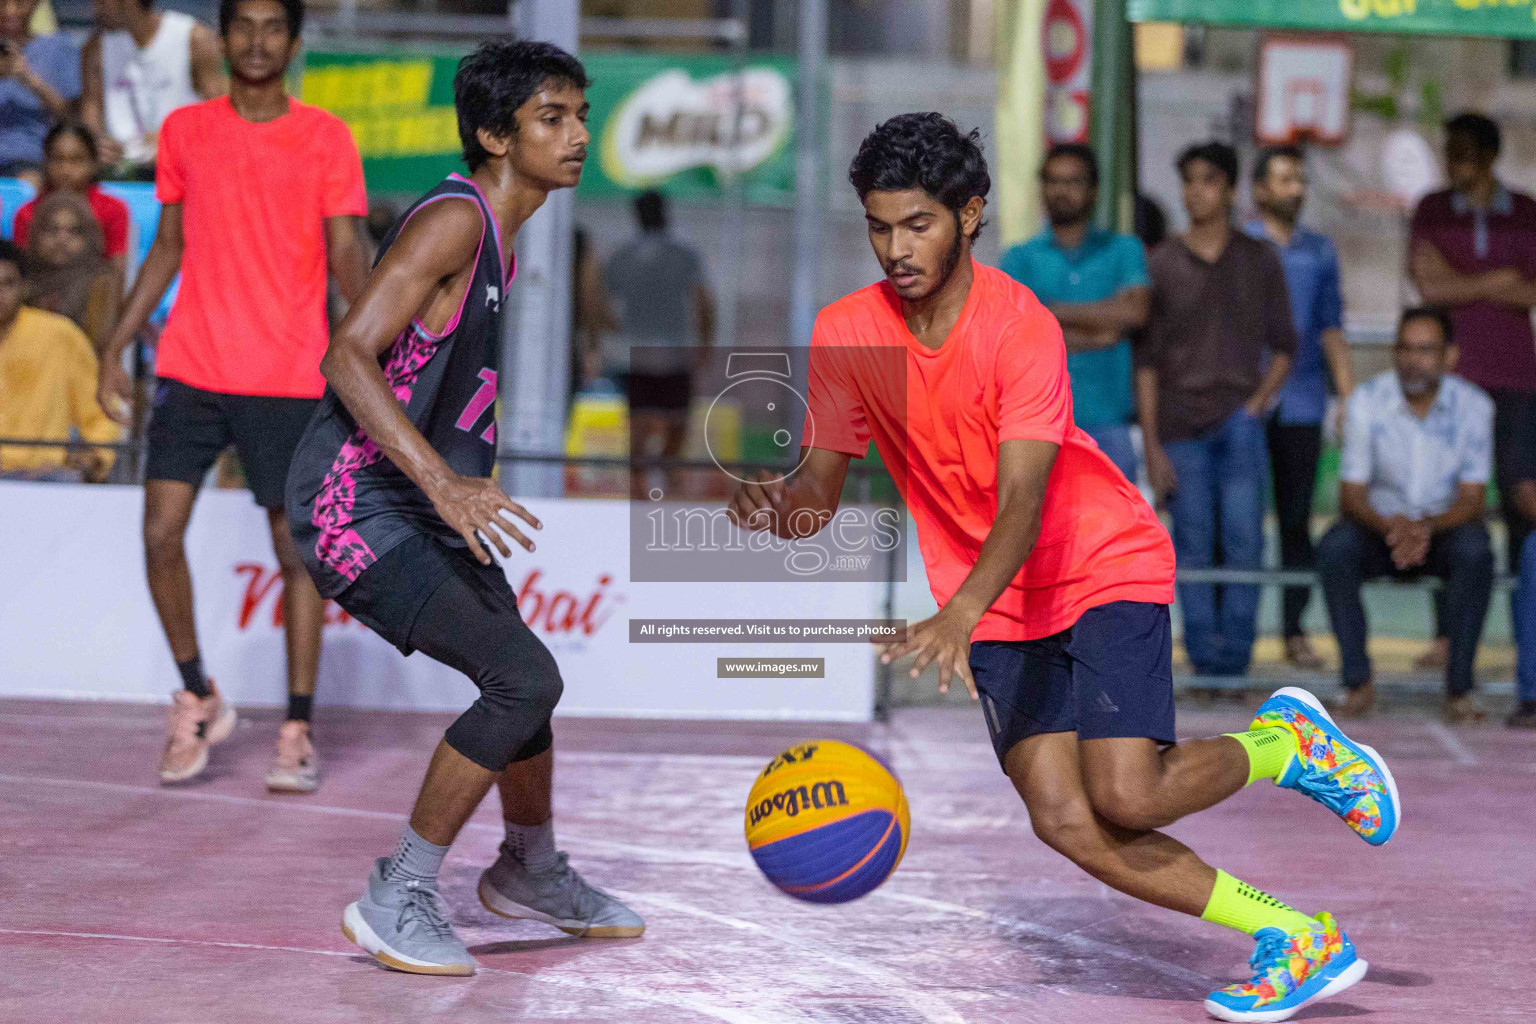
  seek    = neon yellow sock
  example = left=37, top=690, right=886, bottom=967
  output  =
left=1226, top=727, right=1298, bottom=786
left=1201, top=869, right=1316, bottom=936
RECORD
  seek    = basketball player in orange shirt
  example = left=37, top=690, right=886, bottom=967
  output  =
left=726, top=114, right=1400, bottom=1023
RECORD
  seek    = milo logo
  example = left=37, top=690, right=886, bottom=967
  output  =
left=760, top=742, right=819, bottom=779
left=748, top=779, right=847, bottom=827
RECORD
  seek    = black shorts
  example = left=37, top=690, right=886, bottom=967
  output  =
left=623, top=371, right=692, bottom=413
left=970, top=601, right=1177, bottom=771
left=338, top=532, right=560, bottom=771
left=145, top=379, right=319, bottom=509
left=336, top=532, right=497, bottom=657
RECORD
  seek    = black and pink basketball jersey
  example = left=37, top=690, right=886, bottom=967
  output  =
left=287, top=173, right=511, bottom=598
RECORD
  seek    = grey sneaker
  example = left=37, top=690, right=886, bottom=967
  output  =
left=478, top=847, right=645, bottom=938
left=341, top=857, right=477, bottom=976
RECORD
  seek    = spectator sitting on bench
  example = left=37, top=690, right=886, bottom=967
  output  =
left=1317, top=308, right=1495, bottom=724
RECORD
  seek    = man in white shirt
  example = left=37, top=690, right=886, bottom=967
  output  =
left=80, top=0, right=225, bottom=175
left=1317, top=307, right=1495, bottom=722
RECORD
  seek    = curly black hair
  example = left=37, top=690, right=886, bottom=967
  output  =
left=455, top=39, right=590, bottom=172
left=848, top=113, right=991, bottom=240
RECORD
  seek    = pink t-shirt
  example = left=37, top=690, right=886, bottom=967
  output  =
left=155, top=96, right=367, bottom=397
left=805, top=262, right=1175, bottom=641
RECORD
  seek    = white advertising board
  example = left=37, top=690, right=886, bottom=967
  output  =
left=0, top=482, right=878, bottom=721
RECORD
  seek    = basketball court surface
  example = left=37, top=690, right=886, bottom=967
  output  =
left=3, top=697, right=1529, bottom=1023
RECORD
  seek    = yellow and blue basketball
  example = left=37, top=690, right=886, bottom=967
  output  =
left=744, top=740, right=909, bottom=903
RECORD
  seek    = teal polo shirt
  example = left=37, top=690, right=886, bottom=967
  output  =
left=999, top=227, right=1149, bottom=427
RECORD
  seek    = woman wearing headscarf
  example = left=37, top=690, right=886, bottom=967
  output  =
left=23, top=189, right=122, bottom=351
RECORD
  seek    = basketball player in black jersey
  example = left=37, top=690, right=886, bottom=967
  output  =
left=286, top=39, right=642, bottom=976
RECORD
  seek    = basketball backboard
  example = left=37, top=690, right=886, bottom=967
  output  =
left=1256, top=36, right=1353, bottom=147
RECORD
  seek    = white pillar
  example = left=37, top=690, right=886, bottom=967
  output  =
left=502, top=0, right=579, bottom=497
left=788, top=0, right=827, bottom=346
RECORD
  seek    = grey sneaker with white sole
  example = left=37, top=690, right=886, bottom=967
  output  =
left=341, top=857, right=477, bottom=976
left=478, top=846, right=645, bottom=938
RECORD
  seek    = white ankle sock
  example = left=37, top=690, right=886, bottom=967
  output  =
left=503, top=818, right=558, bottom=873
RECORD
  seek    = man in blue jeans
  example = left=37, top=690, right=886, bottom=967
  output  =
left=1245, top=146, right=1356, bottom=672
left=1316, top=309, right=1495, bottom=723
left=1138, top=142, right=1296, bottom=677
left=1508, top=476, right=1536, bottom=727
left=1000, top=143, right=1150, bottom=481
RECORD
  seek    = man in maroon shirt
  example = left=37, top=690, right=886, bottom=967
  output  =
left=1410, top=112, right=1536, bottom=594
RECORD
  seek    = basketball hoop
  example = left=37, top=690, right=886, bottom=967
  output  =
left=1256, top=35, right=1353, bottom=147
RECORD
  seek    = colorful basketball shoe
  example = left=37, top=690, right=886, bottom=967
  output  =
left=1250, top=686, right=1401, bottom=845
left=1204, top=913, right=1367, bottom=1022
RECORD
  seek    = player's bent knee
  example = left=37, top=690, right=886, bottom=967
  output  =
left=1085, top=779, right=1164, bottom=832
left=1029, top=804, right=1100, bottom=861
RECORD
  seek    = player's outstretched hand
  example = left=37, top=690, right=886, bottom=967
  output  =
left=876, top=607, right=978, bottom=700
left=431, top=474, right=542, bottom=565
left=97, top=360, right=134, bottom=427
left=726, top=469, right=787, bottom=534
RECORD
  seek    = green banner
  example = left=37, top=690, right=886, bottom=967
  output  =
left=300, top=50, right=796, bottom=202
left=1128, top=0, right=1536, bottom=38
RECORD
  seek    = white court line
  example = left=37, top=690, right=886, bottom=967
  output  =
left=621, top=893, right=969, bottom=1024
left=0, top=925, right=357, bottom=959
left=6, top=771, right=1213, bottom=995
left=0, top=714, right=772, bottom=768
left=0, top=712, right=163, bottom=729
left=4, top=773, right=963, bottom=1022
left=1422, top=722, right=1478, bottom=766
left=0, top=772, right=760, bottom=867
left=0, top=926, right=786, bottom=1024
left=871, top=892, right=1218, bottom=989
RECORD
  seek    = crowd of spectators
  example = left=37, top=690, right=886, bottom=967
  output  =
left=0, top=0, right=213, bottom=479
left=1000, top=117, right=1536, bottom=728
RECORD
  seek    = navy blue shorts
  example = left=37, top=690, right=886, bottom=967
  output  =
left=970, top=601, right=1176, bottom=770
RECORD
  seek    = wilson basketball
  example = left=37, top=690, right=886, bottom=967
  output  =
left=744, top=740, right=910, bottom=903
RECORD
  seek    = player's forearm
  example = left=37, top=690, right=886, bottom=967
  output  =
left=946, top=506, right=1044, bottom=620
left=947, top=491, right=1044, bottom=625
left=769, top=463, right=843, bottom=539
left=947, top=440, right=1057, bottom=624
left=320, top=345, right=458, bottom=500
left=102, top=239, right=180, bottom=362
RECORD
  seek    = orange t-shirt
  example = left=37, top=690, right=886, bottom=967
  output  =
left=154, top=97, right=367, bottom=397
left=805, top=261, right=1175, bottom=642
